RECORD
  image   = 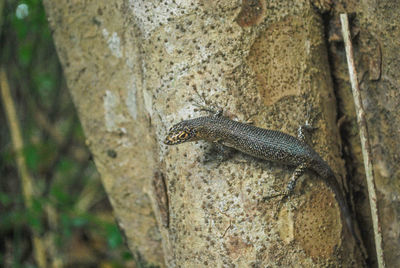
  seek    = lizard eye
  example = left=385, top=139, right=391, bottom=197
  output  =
left=178, top=131, right=189, bottom=140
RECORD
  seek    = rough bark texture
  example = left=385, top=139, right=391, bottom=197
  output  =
left=42, top=1, right=164, bottom=266
left=328, top=1, right=400, bottom=267
left=43, top=0, right=399, bottom=267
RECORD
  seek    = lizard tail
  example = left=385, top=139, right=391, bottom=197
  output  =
left=311, top=157, right=358, bottom=242
left=326, top=174, right=361, bottom=247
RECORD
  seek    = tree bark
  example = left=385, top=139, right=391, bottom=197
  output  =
left=329, top=2, right=400, bottom=267
left=43, top=0, right=400, bottom=266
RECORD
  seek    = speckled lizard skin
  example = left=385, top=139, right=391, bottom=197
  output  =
left=164, top=114, right=357, bottom=244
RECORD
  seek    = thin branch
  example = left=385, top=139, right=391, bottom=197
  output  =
left=340, top=13, right=385, bottom=268
left=75, top=173, right=103, bottom=213
left=0, top=68, right=47, bottom=268
left=33, top=104, right=64, bottom=144
left=45, top=204, right=64, bottom=268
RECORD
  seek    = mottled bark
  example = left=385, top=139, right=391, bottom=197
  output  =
left=42, top=0, right=400, bottom=266
left=329, top=1, right=400, bottom=267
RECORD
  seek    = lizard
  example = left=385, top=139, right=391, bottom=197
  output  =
left=163, top=110, right=359, bottom=247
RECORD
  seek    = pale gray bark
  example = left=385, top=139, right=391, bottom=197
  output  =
left=43, top=0, right=400, bottom=266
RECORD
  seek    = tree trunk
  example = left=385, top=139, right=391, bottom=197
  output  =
left=43, top=0, right=399, bottom=267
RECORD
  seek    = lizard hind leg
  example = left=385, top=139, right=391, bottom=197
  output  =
left=263, top=162, right=310, bottom=219
left=286, top=162, right=309, bottom=195
left=297, top=105, right=317, bottom=143
left=263, top=162, right=309, bottom=203
left=297, top=123, right=315, bottom=143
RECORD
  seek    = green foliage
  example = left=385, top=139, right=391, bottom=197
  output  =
left=105, top=223, right=124, bottom=249
left=33, top=71, right=56, bottom=98
left=18, top=42, right=33, bottom=66
left=0, top=1, right=133, bottom=266
left=23, top=144, right=39, bottom=172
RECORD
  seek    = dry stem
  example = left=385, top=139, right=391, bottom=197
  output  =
left=340, top=13, right=385, bottom=268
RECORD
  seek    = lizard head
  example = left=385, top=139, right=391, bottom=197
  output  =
left=164, top=120, right=198, bottom=145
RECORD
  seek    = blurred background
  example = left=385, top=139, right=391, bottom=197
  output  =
left=0, top=1, right=134, bottom=267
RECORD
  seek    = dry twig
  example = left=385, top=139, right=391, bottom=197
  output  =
left=1, top=68, right=47, bottom=267
left=340, top=13, right=385, bottom=268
